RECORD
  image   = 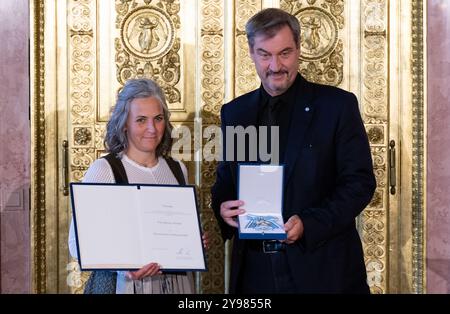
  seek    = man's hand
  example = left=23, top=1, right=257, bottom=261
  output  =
left=283, top=214, right=304, bottom=244
left=220, top=200, right=245, bottom=228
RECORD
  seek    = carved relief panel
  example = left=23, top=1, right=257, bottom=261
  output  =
left=281, top=0, right=344, bottom=86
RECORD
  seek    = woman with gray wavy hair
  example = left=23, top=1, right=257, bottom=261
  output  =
left=68, top=78, right=206, bottom=294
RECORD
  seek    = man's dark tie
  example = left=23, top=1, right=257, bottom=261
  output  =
left=258, top=96, right=281, bottom=163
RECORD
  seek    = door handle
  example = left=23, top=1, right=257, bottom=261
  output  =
left=389, top=140, right=396, bottom=195
left=62, top=140, right=69, bottom=196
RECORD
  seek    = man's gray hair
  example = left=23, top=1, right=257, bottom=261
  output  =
left=245, top=8, right=301, bottom=50
left=105, top=78, right=173, bottom=156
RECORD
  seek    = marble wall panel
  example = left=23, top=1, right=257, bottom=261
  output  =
left=0, top=0, right=31, bottom=293
left=427, top=0, right=450, bottom=294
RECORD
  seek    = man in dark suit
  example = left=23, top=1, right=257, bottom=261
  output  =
left=211, top=8, right=376, bottom=293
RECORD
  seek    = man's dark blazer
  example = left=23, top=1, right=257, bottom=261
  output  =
left=211, top=74, right=376, bottom=293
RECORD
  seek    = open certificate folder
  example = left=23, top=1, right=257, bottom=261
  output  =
left=70, top=183, right=206, bottom=272
left=238, top=164, right=287, bottom=240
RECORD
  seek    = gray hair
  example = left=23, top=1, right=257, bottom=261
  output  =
left=245, top=8, right=301, bottom=50
left=105, top=78, right=173, bottom=157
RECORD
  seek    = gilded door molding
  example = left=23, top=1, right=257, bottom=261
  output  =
left=199, top=0, right=225, bottom=293
left=360, top=0, right=389, bottom=294
left=411, top=0, right=426, bottom=293
left=281, top=0, right=344, bottom=86
left=31, top=0, right=46, bottom=293
left=115, top=2, right=182, bottom=106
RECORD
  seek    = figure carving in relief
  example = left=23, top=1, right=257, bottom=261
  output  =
left=131, top=16, right=160, bottom=53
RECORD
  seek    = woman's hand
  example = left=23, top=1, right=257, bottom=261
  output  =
left=126, top=262, right=161, bottom=280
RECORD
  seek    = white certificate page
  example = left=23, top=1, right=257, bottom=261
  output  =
left=70, top=183, right=206, bottom=271
left=238, top=165, right=286, bottom=238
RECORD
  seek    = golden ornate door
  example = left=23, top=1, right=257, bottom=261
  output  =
left=31, top=0, right=426, bottom=293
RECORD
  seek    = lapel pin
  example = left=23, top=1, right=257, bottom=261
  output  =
left=305, top=107, right=310, bottom=112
